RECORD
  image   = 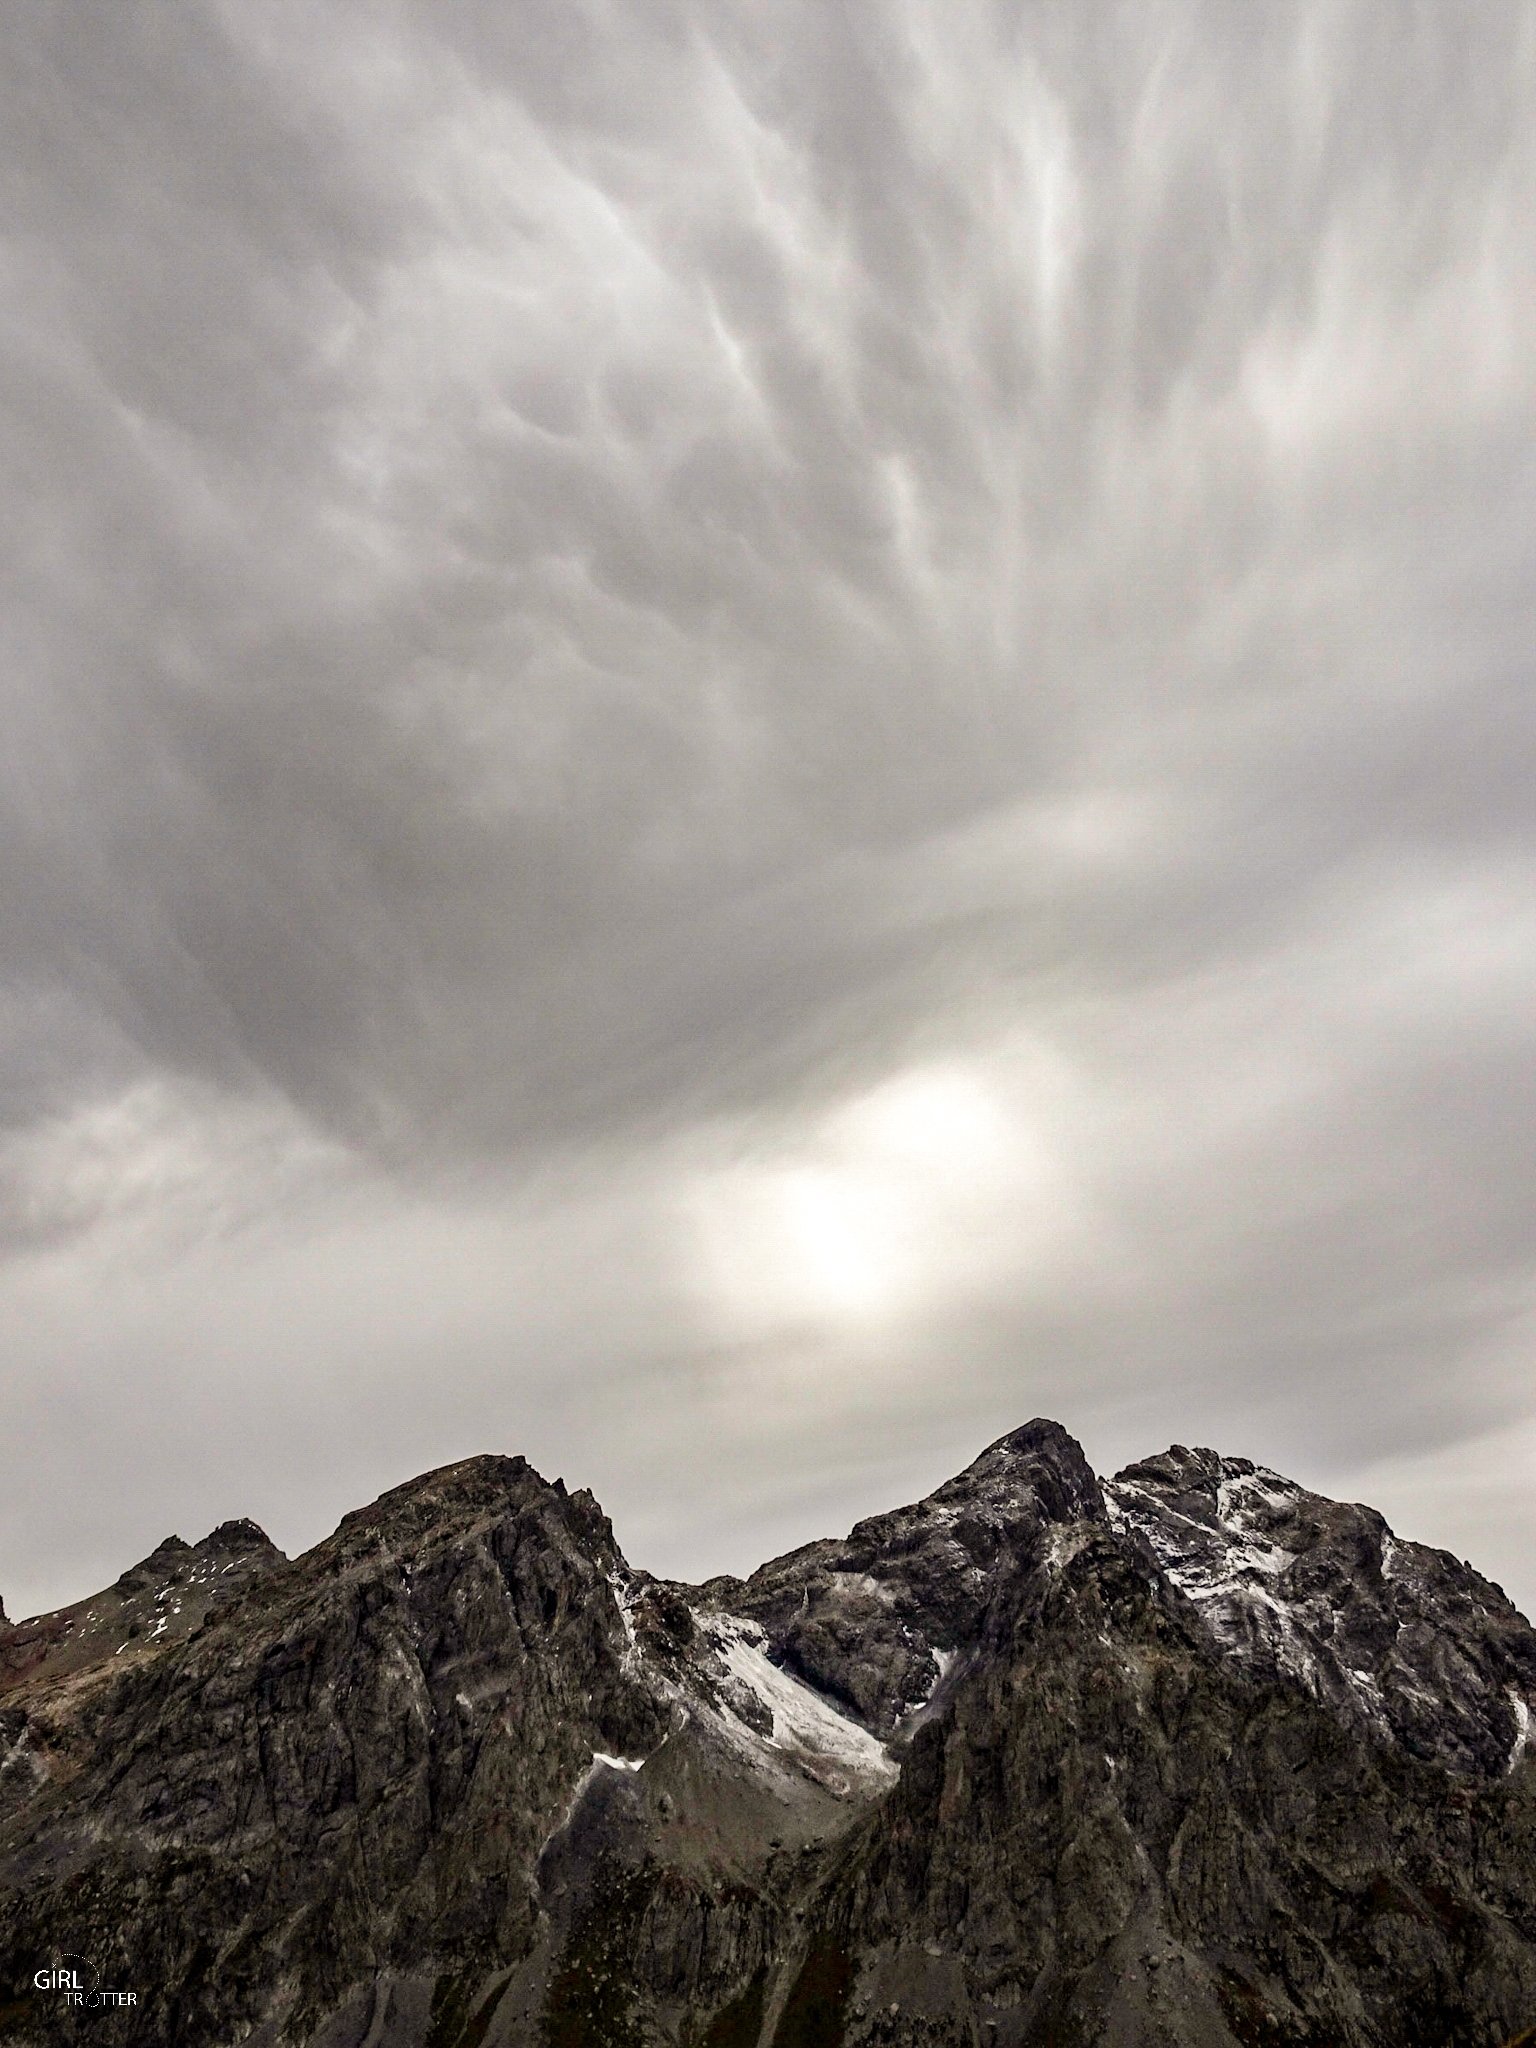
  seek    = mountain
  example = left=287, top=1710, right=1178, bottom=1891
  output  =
left=1, top=1423, right=1533, bottom=2047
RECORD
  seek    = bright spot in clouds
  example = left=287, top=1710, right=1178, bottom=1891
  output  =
left=2, top=3, right=1535, bottom=1621
left=686, top=1059, right=1073, bottom=1332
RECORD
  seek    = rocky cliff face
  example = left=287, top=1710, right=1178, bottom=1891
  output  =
left=1105, top=1446, right=1536, bottom=1780
left=1, top=1424, right=1532, bottom=2047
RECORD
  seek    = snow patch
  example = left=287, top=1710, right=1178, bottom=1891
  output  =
left=828, top=1569, right=897, bottom=1608
left=708, top=1615, right=896, bottom=1796
left=895, top=1644, right=960, bottom=1728
left=1107, top=1471, right=1370, bottom=1723
left=608, top=1572, right=641, bottom=1669
left=1507, top=1691, right=1532, bottom=1775
left=538, top=1740, right=662, bottom=1853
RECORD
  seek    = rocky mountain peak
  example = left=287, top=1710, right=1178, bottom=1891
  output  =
left=2, top=1420, right=1534, bottom=2047
left=1106, top=1445, right=1536, bottom=1777
left=0, top=1516, right=287, bottom=1707
left=937, top=1415, right=1106, bottom=1525
left=327, top=1451, right=535, bottom=1541
left=697, top=1418, right=1106, bottom=1737
left=203, top=1516, right=283, bottom=1555
left=112, top=1532, right=192, bottom=1595
left=317, top=1454, right=625, bottom=1607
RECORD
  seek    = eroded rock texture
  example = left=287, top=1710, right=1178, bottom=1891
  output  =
left=0, top=1423, right=1532, bottom=2046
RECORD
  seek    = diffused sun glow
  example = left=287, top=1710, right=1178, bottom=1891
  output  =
left=772, top=1165, right=899, bottom=1315
left=686, top=1063, right=1037, bottom=1331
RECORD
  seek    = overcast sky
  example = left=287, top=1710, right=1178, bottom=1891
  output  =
left=3, top=2, right=1534, bottom=1621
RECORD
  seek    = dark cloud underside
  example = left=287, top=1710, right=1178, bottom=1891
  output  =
left=2, top=2, right=1533, bottom=1617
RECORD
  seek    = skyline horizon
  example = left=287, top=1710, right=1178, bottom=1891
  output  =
left=4, top=4, right=1534, bottom=1643
left=8, top=1399, right=1532, bottom=1628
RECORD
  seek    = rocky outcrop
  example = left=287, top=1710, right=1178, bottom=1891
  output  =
left=817, top=1516, right=1536, bottom=2046
left=700, top=1422, right=1106, bottom=1735
left=0, top=1516, right=284, bottom=1708
left=0, top=1425, right=1532, bottom=2046
left=1105, top=1445, right=1536, bottom=1778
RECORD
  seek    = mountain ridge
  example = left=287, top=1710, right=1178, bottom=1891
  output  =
left=2, top=1419, right=1533, bottom=2046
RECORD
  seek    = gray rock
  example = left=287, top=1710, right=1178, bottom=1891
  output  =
left=0, top=1425, right=1532, bottom=2046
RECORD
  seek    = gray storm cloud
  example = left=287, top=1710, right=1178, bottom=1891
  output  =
left=2, top=2, right=1534, bottom=1617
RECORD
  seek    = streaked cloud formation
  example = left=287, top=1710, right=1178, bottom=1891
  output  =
left=3, top=2, right=1534, bottom=1615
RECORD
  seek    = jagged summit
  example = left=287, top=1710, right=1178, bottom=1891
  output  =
left=1107, top=1440, right=1536, bottom=1777
left=691, top=1417, right=1107, bottom=1734
left=319, top=1452, right=620, bottom=1585
left=0, top=1515, right=285, bottom=1704
left=107, top=1517, right=281, bottom=1603
left=935, top=1413, right=1106, bottom=1522
left=329, top=1450, right=537, bottom=1530
left=2, top=1419, right=1534, bottom=2046
left=205, top=1516, right=281, bottom=1551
